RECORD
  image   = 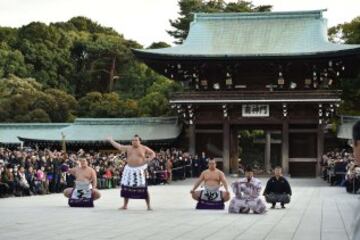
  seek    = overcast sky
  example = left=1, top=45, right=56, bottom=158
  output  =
left=0, top=0, right=359, bottom=47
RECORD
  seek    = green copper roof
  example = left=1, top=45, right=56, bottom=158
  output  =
left=59, top=117, right=182, bottom=142
left=0, top=123, right=70, bottom=144
left=0, top=117, right=182, bottom=143
left=134, top=10, right=360, bottom=58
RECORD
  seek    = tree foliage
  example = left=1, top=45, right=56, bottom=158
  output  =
left=147, top=41, right=171, bottom=49
left=329, top=16, right=360, bottom=115
left=0, top=75, right=77, bottom=122
left=0, top=16, right=180, bottom=121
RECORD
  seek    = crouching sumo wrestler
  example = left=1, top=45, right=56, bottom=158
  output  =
left=190, top=158, right=230, bottom=210
left=63, top=158, right=101, bottom=207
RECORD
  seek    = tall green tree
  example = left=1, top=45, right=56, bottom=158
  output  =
left=0, top=27, right=17, bottom=47
left=0, top=42, right=30, bottom=78
left=53, top=16, right=119, bottom=35
left=70, top=33, right=137, bottom=96
left=115, top=62, right=157, bottom=99
left=0, top=16, right=187, bottom=121
left=329, top=16, right=360, bottom=115
left=329, top=17, right=360, bottom=44
left=78, top=91, right=119, bottom=117
left=147, top=41, right=171, bottom=49
left=0, top=75, right=77, bottom=122
left=14, top=22, right=74, bottom=90
left=139, top=92, right=170, bottom=117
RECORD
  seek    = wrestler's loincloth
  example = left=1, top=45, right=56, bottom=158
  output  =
left=196, top=186, right=225, bottom=210
left=120, top=164, right=148, bottom=199
left=68, top=181, right=94, bottom=208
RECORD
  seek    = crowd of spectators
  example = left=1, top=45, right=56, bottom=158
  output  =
left=321, top=148, right=360, bottom=193
left=0, top=147, right=211, bottom=198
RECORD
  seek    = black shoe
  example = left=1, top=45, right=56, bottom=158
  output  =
left=281, top=204, right=285, bottom=209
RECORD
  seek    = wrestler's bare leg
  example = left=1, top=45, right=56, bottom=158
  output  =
left=63, top=188, right=73, bottom=198
left=191, top=191, right=201, bottom=201
left=119, top=198, right=129, bottom=210
left=223, top=191, right=230, bottom=202
left=146, top=192, right=152, bottom=210
left=92, top=189, right=101, bottom=200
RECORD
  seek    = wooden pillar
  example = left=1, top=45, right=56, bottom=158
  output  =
left=230, top=127, right=239, bottom=174
left=265, top=131, right=271, bottom=173
left=223, top=119, right=230, bottom=174
left=282, top=120, right=289, bottom=175
left=189, top=124, right=195, bottom=156
left=317, top=124, right=324, bottom=176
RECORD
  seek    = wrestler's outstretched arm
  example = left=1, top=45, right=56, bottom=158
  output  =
left=106, top=136, right=129, bottom=152
left=190, top=172, right=205, bottom=193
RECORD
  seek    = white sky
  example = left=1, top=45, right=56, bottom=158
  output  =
left=0, top=0, right=359, bottom=47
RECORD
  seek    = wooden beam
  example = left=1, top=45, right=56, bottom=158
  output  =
left=195, top=129, right=223, bottom=133
left=289, top=129, right=318, bottom=133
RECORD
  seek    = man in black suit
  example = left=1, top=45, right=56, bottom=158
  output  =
left=263, top=166, right=292, bottom=209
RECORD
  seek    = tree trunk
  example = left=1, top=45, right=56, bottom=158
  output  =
left=108, top=57, right=116, bottom=92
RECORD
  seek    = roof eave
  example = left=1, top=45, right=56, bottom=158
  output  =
left=132, top=47, right=360, bottom=61
left=17, top=137, right=179, bottom=144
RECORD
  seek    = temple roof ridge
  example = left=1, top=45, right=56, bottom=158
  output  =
left=193, top=9, right=326, bottom=21
left=133, top=9, right=360, bottom=59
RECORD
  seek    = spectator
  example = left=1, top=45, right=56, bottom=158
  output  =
left=15, top=166, right=32, bottom=196
left=0, top=161, right=9, bottom=197
left=25, top=166, right=37, bottom=194
left=192, top=155, right=201, bottom=177
left=200, top=152, right=208, bottom=172
left=35, top=166, right=48, bottom=194
left=4, top=165, right=15, bottom=195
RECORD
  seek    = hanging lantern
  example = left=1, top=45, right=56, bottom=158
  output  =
left=225, top=72, right=232, bottom=88
left=278, top=72, right=285, bottom=86
left=282, top=103, right=287, bottom=117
